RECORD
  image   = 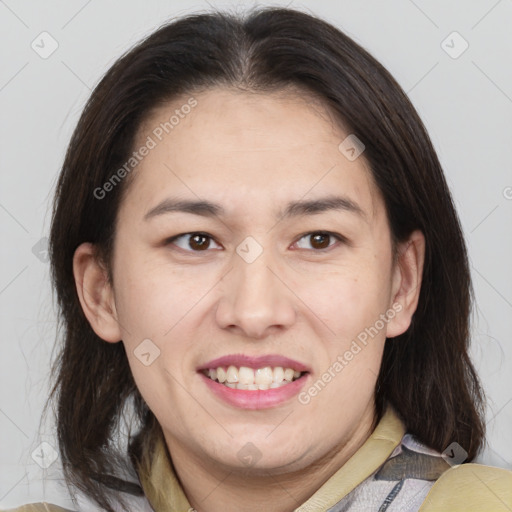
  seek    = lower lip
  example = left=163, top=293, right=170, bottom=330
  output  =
left=199, top=372, right=309, bottom=410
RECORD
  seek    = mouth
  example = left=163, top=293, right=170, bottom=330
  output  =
left=201, top=365, right=308, bottom=391
left=197, top=354, right=311, bottom=409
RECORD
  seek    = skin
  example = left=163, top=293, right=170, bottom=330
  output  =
left=74, top=87, right=425, bottom=512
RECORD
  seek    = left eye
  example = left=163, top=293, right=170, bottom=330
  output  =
left=294, top=232, right=343, bottom=250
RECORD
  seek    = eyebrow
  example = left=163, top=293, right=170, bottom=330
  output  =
left=144, top=195, right=367, bottom=222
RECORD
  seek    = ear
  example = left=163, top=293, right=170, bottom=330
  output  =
left=73, top=242, right=122, bottom=343
left=385, top=230, right=425, bottom=338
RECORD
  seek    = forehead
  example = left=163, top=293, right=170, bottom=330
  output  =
left=123, top=87, right=382, bottom=222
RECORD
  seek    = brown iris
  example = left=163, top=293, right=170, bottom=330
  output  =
left=189, top=234, right=211, bottom=250
left=309, top=233, right=331, bottom=249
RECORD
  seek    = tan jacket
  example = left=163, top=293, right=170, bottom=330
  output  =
left=5, top=407, right=512, bottom=511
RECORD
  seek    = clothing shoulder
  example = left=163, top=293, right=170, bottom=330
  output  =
left=1, top=504, right=74, bottom=512
left=419, top=463, right=512, bottom=511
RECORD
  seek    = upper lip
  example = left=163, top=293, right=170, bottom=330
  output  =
left=197, top=354, right=311, bottom=373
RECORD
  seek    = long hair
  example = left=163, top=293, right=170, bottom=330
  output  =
left=48, top=6, right=485, bottom=510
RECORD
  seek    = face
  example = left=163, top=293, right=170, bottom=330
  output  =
left=77, top=87, right=421, bottom=476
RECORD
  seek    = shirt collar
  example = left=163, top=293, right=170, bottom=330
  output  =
left=137, top=405, right=405, bottom=511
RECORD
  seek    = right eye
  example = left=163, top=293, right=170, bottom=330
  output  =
left=165, top=232, right=223, bottom=252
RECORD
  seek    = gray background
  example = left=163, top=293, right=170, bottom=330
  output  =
left=1, top=0, right=511, bottom=508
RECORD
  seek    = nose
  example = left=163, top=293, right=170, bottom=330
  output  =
left=215, top=247, right=296, bottom=339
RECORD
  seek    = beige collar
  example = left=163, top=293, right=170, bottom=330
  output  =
left=137, top=405, right=405, bottom=511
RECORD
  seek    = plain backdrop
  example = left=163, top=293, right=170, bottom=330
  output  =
left=1, top=0, right=511, bottom=508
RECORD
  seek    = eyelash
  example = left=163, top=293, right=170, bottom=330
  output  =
left=165, top=231, right=347, bottom=253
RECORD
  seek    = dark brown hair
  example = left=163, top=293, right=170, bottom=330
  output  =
left=48, top=6, right=485, bottom=510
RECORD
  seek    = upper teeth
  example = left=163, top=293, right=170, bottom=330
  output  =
left=205, top=365, right=302, bottom=389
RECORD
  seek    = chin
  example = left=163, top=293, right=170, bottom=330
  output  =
left=216, top=443, right=310, bottom=474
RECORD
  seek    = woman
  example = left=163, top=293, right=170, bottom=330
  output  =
left=7, top=6, right=511, bottom=512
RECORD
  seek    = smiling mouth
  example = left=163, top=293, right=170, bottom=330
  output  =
left=201, top=365, right=308, bottom=391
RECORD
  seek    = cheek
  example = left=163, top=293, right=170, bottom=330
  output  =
left=304, top=265, right=391, bottom=340
left=299, top=275, right=388, bottom=413
left=113, top=253, right=206, bottom=340
left=113, top=254, right=207, bottom=390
